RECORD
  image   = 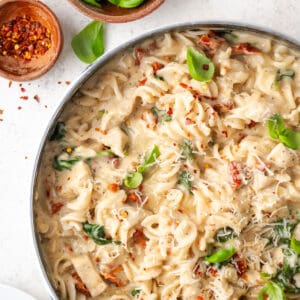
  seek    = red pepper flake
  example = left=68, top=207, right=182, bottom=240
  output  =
left=72, top=272, right=91, bottom=297
left=0, top=119, right=3, bottom=122
left=65, top=81, right=71, bottom=85
left=167, top=107, right=173, bottom=115
left=197, top=31, right=225, bottom=51
left=0, top=109, right=3, bottom=115
left=138, top=78, right=147, bottom=86
left=221, top=130, right=228, bottom=137
left=134, top=48, right=146, bottom=65
left=197, top=297, right=204, bottom=300
left=0, top=15, right=52, bottom=60
left=51, top=202, right=64, bottom=214
left=20, top=87, right=26, bottom=93
left=24, top=156, right=28, bottom=160
left=108, top=183, right=119, bottom=192
left=180, top=82, right=189, bottom=89
left=177, top=209, right=183, bottom=213
left=207, top=267, right=218, bottom=277
left=20, top=96, right=28, bottom=101
left=33, top=95, right=40, bottom=103
left=132, top=229, right=148, bottom=249
left=231, top=43, right=261, bottom=55
left=185, top=117, right=196, bottom=125
left=248, top=120, right=257, bottom=128
left=44, top=105, right=48, bottom=109
left=152, top=62, right=163, bottom=73
left=17, top=106, right=22, bottom=110
left=8, top=80, right=12, bottom=88
left=228, top=161, right=245, bottom=190
left=126, top=191, right=141, bottom=203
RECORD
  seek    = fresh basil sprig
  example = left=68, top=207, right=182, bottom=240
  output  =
left=205, top=247, right=236, bottom=263
left=290, top=237, right=300, bottom=254
left=187, top=47, right=215, bottom=82
left=258, top=281, right=286, bottom=300
left=124, top=145, right=160, bottom=188
left=82, top=222, right=121, bottom=245
left=71, top=21, right=104, bottom=64
left=214, top=227, right=237, bottom=243
left=107, top=0, right=145, bottom=8
left=178, top=170, right=192, bottom=193
left=151, top=107, right=172, bottom=122
left=272, top=69, right=295, bottom=90
left=83, top=0, right=101, bottom=7
left=267, top=114, right=300, bottom=150
left=50, top=122, right=66, bottom=141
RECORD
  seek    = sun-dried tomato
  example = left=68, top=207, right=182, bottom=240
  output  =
left=72, top=272, right=91, bottom=297
left=132, top=229, right=148, bottom=249
left=231, top=43, right=260, bottom=55
left=51, top=202, right=64, bottom=214
left=0, top=15, right=51, bottom=60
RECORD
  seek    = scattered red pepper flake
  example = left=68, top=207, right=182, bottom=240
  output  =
left=248, top=120, right=257, bottom=129
left=8, top=80, right=12, bottom=88
left=228, top=161, right=245, bottom=190
left=108, top=183, right=119, bottom=192
left=20, top=87, right=26, bottom=93
left=126, top=191, right=140, bottom=203
left=72, top=272, right=91, bottom=297
left=0, top=15, right=51, bottom=60
left=24, top=156, right=28, bottom=160
left=33, top=95, right=40, bottom=103
left=20, top=96, right=28, bottom=100
left=231, top=43, right=260, bottom=55
left=51, top=202, right=64, bottom=214
left=152, top=61, right=163, bottom=73
left=132, top=229, right=148, bottom=249
left=232, top=253, right=247, bottom=276
left=0, top=119, right=3, bottom=122
left=138, top=78, right=147, bottom=86
left=180, top=82, right=189, bottom=89
left=17, top=106, right=22, bottom=110
left=44, top=105, right=48, bottom=109
left=197, top=31, right=225, bottom=51
left=65, top=81, right=71, bottom=85
left=207, top=267, right=218, bottom=277
left=197, top=297, right=204, bottom=300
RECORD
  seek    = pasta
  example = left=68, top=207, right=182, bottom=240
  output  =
left=35, top=28, right=300, bottom=300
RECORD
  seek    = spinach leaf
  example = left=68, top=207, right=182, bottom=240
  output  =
left=131, top=289, right=141, bottom=296
left=124, top=145, right=160, bottom=188
left=205, top=247, right=236, bottom=263
left=71, top=21, right=104, bottom=64
left=151, top=107, right=172, bottom=122
left=258, top=281, right=286, bottom=300
left=107, top=0, right=145, bottom=8
left=53, top=156, right=81, bottom=171
left=215, top=227, right=237, bottom=243
left=187, top=47, right=215, bottom=82
left=50, top=122, right=66, bottom=141
left=267, top=114, right=300, bottom=149
left=273, top=218, right=297, bottom=245
left=82, top=222, right=121, bottom=245
left=178, top=170, right=192, bottom=193
left=290, top=237, right=300, bottom=254
left=180, top=140, right=195, bottom=160
left=83, top=0, right=101, bottom=7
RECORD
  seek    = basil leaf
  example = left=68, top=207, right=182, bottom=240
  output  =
left=187, top=47, right=215, bottom=82
left=108, top=0, right=145, bottom=8
left=131, top=289, right=141, bottom=296
left=124, top=172, right=143, bottom=189
left=151, top=107, right=172, bottom=123
left=267, top=114, right=300, bottom=149
left=258, top=281, right=286, bottom=300
left=180, top=140, right=195, bottom=160
left=71, top=21, right=104, bottom=64
left=290, top=237, right=300, bottom=254
left=53, top=156, right=81, bottom=171
left=205, top=247, right=236, bottom=263
left=215, top=227, right=237, bottom=243
left=83, top=0, right=101, bottom=7
left=137, top=145, right=160, bottom=173
left=178, top=170, right=192, bottom=193
left=82, top=222, right=121, bottom=245
left=124, top=145, right=160, bottom=188
left=96, top=149, right=114, bottom=156
left=50, top=122, right=66, bottom=141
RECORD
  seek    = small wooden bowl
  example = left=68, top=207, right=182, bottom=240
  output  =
left=68, top=0, right=165, bottom=23
left=0, top=0, right=62, bottom=81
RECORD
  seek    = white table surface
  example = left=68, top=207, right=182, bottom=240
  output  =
left=0, top=0, right=300, bottom=299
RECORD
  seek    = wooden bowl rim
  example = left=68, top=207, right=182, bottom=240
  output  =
left=67, top=0, right=165, bottom=23
left=0, top=0, right=63, bottom=81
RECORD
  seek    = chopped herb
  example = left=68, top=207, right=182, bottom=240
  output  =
left=180, top=140, right=195, bottom=160
left=187, top=47, right=215, bottom=82
left=258, top=281, right=286, bottom=300
left=53, top=156, right=81, bottom=171
left=82, top=222, right=121, bottom=245
left=96, top=149, right=114, bottom=156
left=151, top=106, right=172, bottom=122
left=215, top=227, right=237, bottom=243
left=50, top=122, right=66, bottom=141
left=71, top=21, right=104, bottom=64
left=178, top=170, right=192, bottom=193
left=272, top=217, right=297, bottom=245
left=290, top=237, right=300, bottom=254
left=154, top=74, right=164, bottom=81
left=272, top=69, right=295, bottom=90
left=205, top=247, right=236, bottom=263
left=131, top=289, right=141, bottom=296
left=98, top=110, right=105, bottom=117
left=124, top=145, right=160, bottom=188
left=267, top=114, right=300, bottom=149
left=83, top=0, right=101, bottom=7
left=107, top=0, right=145, bottom=8
left=215, top=30, right=238, bottom=43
